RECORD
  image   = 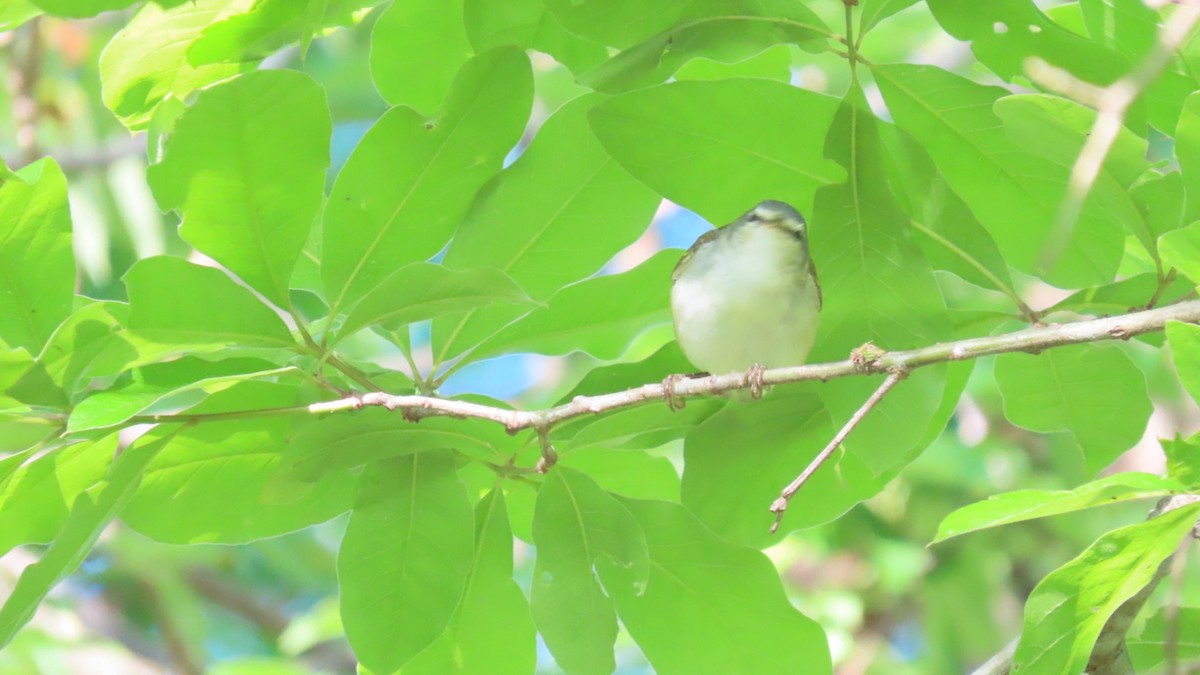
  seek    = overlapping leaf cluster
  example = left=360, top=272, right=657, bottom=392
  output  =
left=3, top=0, right=1200, bottom=672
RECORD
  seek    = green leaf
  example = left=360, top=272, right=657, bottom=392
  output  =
left=335, top=263, right=528, bottom=346
left=682, top=388, right=883, bottom=547
left=339, top=451, right=475, bottom=674
left=463, top=250, right=675, bottom=364
left=67, top=357, right=294, bottom=432
left=0, top=0, right=40, bottom=30
left=810, top=89, right=950, bottom=472
left=543, top=0, right=687, bottom=47
left=1177, top=93, right=1200, bottom=223
left=1168, top=320, right=1200, bottom=405
left=370, top=0, right=472, bottom=113
left=1132, top=171, right=1186, bottom=243
left=531, top=468, right=649, bottom=675
left=275, top=407, right=516, bottom=486
left=925, top=0, right=1127, bottom=86
left=560, top=399, right=725, bottom=454
left=933, top=472, right=1183, bottom=544
left=994, top=94, right=1151, bottom=258
left=1079, top=0, right=1157, bottom=62
left=99, top=0, right=252, bottom=130
left=875, top=64, right=1125, bottom=287
left=880, top=123, right=1015, bottom=294
left=402, top=489, right=537, bottom=675
left=589, top=78, right=845, bottom=224
left=995, top=343, right=1152, bottom=474
left=121, top=382, right=358, bottom=543
left=147, top=70, right=331, bottom=307
left=1013, top=502, right=1200, bottom=673
left=433, top=93, right=659, bottom=364
left=0, top=435, right=115, bottom=557
left=1161, top=434, right=1200, bottom=489
left=188, top=0, right=375, bottom=65
left=35, top=300, right=134, bottom=397
left=126, top=256, right=295, bottom=349
left=1160, top=221, right=1200, bottom=286
left=323, top=48, right=532, bottom=314
left=859, top=0, right=920, bottom=35
left=1048, top=273, right=1191, bottom=317
left=29, top=0, right=135, bottom=18
left=463, top=0, right=607, bottom=74
left=0, top=159, right=73, bottom=354
left=1129, top=606, right=1200, bottom=671
left=559, top=449, right=681, bottom=502
left=0, top=432, right=167, bottom=650
left=582, top=1, right=831, bottom=94
left=599, top=499, right=832, bottom=674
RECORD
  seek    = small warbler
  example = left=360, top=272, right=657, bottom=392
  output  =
left=670, top=200, right=822, bottom=377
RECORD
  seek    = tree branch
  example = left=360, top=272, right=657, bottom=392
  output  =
left=125, top=298, right=1200, bottom=435
left=769, top=370, right=907, bottom=531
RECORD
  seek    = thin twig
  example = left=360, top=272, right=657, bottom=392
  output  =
left=122, top=298, right=1200, bottom=436
left=1039, top=3, right=1200, bottom=273
left=768, top=370, right=907, bottom=532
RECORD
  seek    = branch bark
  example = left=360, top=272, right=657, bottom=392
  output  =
left=129, top=299, right=1200, bottom=435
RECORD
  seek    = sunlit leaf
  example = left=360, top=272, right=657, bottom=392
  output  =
left=1013, top=502, right=1200, bottom=673
left=370, top=0, right=471, bottom=113
left=0, top=159, right=73, bottom=354
left=590, top=78, right=845, bottom=223
left=323, top=48, right=532, bottom=314
left=147, top=70, right=330, bottom=307
left=339, top=451, right=474, bottom=674
left=933, top=472, right=1183, bottom=543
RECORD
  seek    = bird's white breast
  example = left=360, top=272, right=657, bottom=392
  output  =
left=671, top=225, right=820, bottom=374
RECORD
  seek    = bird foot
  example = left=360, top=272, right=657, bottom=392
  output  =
left=662, top=374, right=686, bottom=411
left=742, top=363, right=767, bottom=399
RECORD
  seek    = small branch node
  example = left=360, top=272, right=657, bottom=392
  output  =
left=534, top=426, right=558, bottom=473
left=662, top=373, right=687, bottom=411
left=1107, top=324, right=1133, bottom=340
left=743, top=363, right=767, bottom=399
left=850, top=341, right=886, bottom=371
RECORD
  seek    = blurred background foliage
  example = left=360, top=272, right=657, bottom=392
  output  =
left=1, top=1, right=1199, bottom=673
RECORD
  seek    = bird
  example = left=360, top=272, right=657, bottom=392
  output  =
left=669, top=200, right=822, bottom=387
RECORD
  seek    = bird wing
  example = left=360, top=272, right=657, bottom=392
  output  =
left=806, top=252, right=822, bottom=309
left=671, top=228, right=723, bottom=283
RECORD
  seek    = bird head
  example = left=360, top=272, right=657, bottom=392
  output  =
left=744, top=200, right=807, bottom=239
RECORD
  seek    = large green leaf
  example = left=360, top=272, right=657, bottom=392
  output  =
left=99, top=0, right=252, bottom=130
left=0, top=433, right=167, bottom=650
left=339, top=451, right=475, bottom=674
left=0, top=0, right=39, bottom=29
left=531, top=468, right=648, bottom=675
left=34, top=301, right=135, bottom=397
left=462, top=250, right=675, bottom=364
left=323, top=48, right=532, bottom=314
left=434, top=94, right=659, bottom=363
left=933, top=473, right=1184, bottom=543
left=29, top=0, right=136, bottom=18
left=463, top=0, right=607, bottom=74
left=879, top=123, right=1015, bottom=294
left=121, top=382, right=358, bottom=543
left=589, top=78, right=845, bottom=224
left=67, top=357, right=294, bottom=432
left=1160, top=221, right=1200, bottom=286
left=581, top=0, right=831, bottom=94
left=188, top=0, right=376, bottom=64
left=874, top=64, right=1125, bottom=287
left=126, top=256, right=295, bottom=349
left=1168, top=320, right=1200, bottom=405
left=1129, top=606, right=1200, bottom=671
left=925, top=0, right=1127, bottom=86
left=809, top=90, right=950, bottom=472
left=0, top=435, right=115, bottom=557
left=859, top=0, right=920, bottom=35
left=681, top=388, right=883, bottom=547
left=995, top=343, right=1152, bottom=474
left=0, top=159, right=73, bottom=354
left=559, top=448, right=681, bottom=502
left=599, top=499, right=832, bottom=674
left=1177, top=93, right=1200, bottom=223
left=147, top=70, right=330, bottom=308
left=402, top=489, right=537, bottom=675
left=370, top=0, right=472, bottom=113
left=1013, top=502, right=1200, bottom=673
left=335, top=263, right=528, bottom=346
left=543, top=0, right=687, bottom=47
